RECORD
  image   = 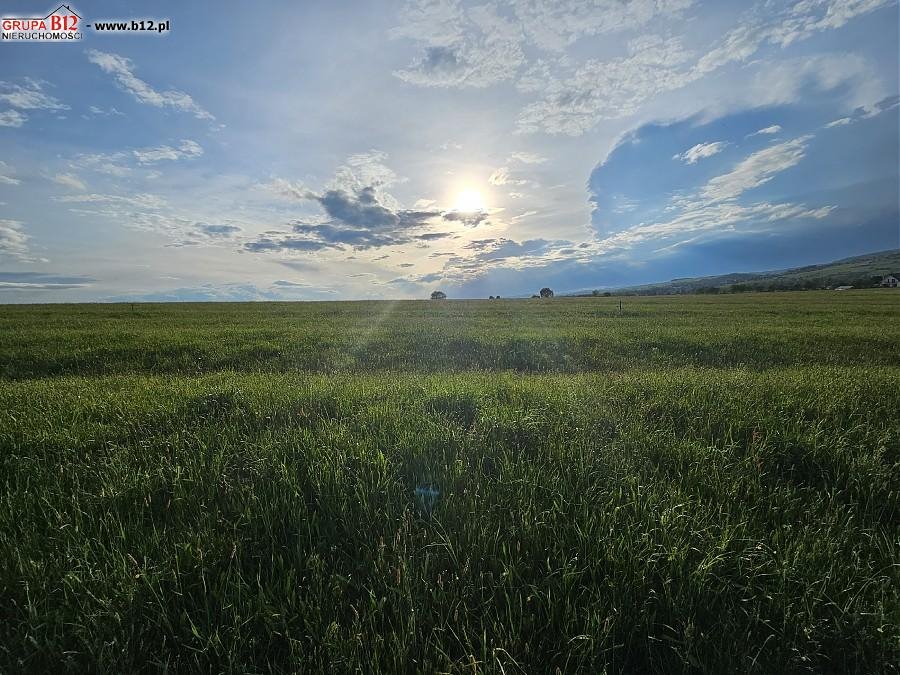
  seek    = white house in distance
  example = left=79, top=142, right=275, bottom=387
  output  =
left=880, top=275, right=899, bottom=288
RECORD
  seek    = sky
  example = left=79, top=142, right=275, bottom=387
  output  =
left=1, top=0, right=898, bottom=301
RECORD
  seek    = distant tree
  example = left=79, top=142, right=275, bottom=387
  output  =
left=531, top=294, right=540, bottom=298
left=488, top=295, right=494, bottom=300
left=496, top=295, right=500, bottom=299
left=539, top=287, right=554, bottom=298
left=430, top=290, right=447, bottom=300
left=603, top=291, right=612, bottom=297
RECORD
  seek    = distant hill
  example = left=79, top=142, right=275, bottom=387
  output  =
left=572, top=249, right=900, bottom=296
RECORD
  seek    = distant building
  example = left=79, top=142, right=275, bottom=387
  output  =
left=880, top=275, right=899, bottom=288
left=834, top=285, right=854, bottom=291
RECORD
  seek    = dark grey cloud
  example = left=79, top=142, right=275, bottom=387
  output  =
left=278, top=259, right=321, bottom=272
left=200, top=223, right=242, bottom=237
left=835, top=95, right=900, bottom=126
left=393, top=46, right=479, bottom=88
left=244, top=236, right=331, bottom=252
left=423, top=46, right=462, bottom=73
left=442, top=210, right=489, bottom=227
left=168, top=222, right=245, bottom=248
left=388, top=271, right=444, bottom=285
left=385, top=236, right=580, bottom=292
left=317, top=187, right=399, bottom=230
left=463, top=238, right=568, bottom=261
left=245, top=185, right=458, bottom=253
left=272, top=279, right=310, bottom=288
left=291, top=221, right=401, bottom=248
left=463, top=238, right=499, bottom=251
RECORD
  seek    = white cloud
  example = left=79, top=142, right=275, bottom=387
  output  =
left=750, top=125, right=782, bottom=136
left=0, top=110, right=26, bottom=127
left=330, top=150, right=404, bottom=193
left=133, top=140, right=203, bottom=164
left=511, top=209, right=538, bottom=221
left=55, top=193, right=167, bottom=209
left=590, top=132, right=829, bottom=257
left=86, top=50, right=215, bottom=120
left=520, top=34, right=885, bottom=136
left=70, top=152, right=132, bottom=177
left=399, top=0, right=891, bottom=136
left=821, top=95, right=899, bottom=128
left=393, top=37, right=524, bottom=88
left=0, top=161, right=20, bottom=185
left=673, top=141, right=727, bottom=164
left=594, top=200, right=833, bottom=255
left=750, top=54, right=883, bottom=110
left=55, top=192, right=227, bottom=246
left=0, top=282, right=78, bottom=290
left=391, top=1, right=524, bottom=88
left=702, top=135, right=811, bottom=202
left=696, top=0, right=892, bottom=74
left=0, top=78, right=68, bottom=111
left=508, top=151, right=547, bottom=164
left=52, top=173, right=87, bottom=191
left=0, top=220, right=36, bottom=262
left=87, top=105, right=124, bottom=117
left=390, top=0, right=693, bottom=89
left=508, top=0, right=693, bottom=52
left=488, top=166, right=530, bottom=186
left=263, top=177, right=312, bottom=201
left=516, top=36, right=696, bottom=134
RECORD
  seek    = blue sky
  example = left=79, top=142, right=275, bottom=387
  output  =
left=1, top=0, right=897, bottom=301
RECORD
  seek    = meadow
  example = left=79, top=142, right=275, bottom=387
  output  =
left=1, top=291, right=898, bottom=673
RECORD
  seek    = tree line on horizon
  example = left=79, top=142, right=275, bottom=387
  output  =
left=430, top=287, right=554, bottom=300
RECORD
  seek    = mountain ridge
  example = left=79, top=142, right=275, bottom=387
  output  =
left=568, top=249, right=900, bottom=296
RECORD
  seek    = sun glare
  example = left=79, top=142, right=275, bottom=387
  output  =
left=454, top=189, right=485, bottom=212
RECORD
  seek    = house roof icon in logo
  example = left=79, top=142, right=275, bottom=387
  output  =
left=43, top=5, right=81, bottom=20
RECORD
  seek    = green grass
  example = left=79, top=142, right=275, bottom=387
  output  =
left=2, top=292, right=899, bottom=377
left=1, top=292, right=898, bottom=672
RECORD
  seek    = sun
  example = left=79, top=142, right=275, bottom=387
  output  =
left=454, top=189, right=485, bottom=212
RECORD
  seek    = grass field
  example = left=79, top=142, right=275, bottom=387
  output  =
left=1, top=291, right=898, bottom=672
